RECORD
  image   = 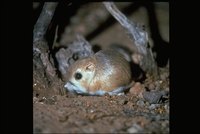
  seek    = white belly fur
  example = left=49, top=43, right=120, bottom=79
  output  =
left=65, top=81, right=134, bottom=96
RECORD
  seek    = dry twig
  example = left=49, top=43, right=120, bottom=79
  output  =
left=33, top=2, right=58, bottom=78
left=103, top=2, right=158, bottom=77
left=33, top=2, right=63, bottom=97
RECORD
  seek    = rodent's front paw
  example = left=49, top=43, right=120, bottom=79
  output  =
left=64, top=82, right=87, bottom=94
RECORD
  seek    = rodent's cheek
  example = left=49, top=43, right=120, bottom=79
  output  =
left=81, top=72, right=94, bottom=87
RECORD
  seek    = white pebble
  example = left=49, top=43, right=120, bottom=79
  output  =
left=127, top=126, right=138, bottom=133
left=149, top=104, right=156, bottom=109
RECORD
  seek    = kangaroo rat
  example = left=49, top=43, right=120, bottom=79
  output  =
left=64, top=49, right=134, bottom=96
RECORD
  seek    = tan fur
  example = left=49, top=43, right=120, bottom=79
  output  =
left=66, top=49, right=132, bottom=94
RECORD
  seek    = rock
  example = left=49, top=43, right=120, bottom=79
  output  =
left=160, top=90, right=168, bottom=96
left=83, top=128, right=94, bottom=133
left=118, top=98, right=127, bottom=105
left=148, top=104, right=156, bottom=109
left=74, top=101, right=82, bottom=106
left=148, top=83, right=155, bottom=90
left=44, top=99, right=55, bottom=105
left=142, top=91, right=163, bottom=104
left=127, top=126, right=138, bottom=133
left=145, top=101, right=150, bottom=106
left=164, top=104, right=169, bottom=114
left=149, top=104, right=162, bottom=110
left=136, top=100, right=145, bottom=106
left=124, top=109, right=134, bottom=114
left=129, top=82, right=146, bottom=98
left=127, top=123, right=143, bottom=133
left=160, top=72, right=169, bottom=81
left=164, top=87, right=169, bottom=92
left=161, top=120, right=169, bottom=128
left=33, top=97, right=39, bottom=103
left=154, top=81, right=161, bottom=91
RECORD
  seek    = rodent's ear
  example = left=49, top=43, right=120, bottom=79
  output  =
left=85, top=62, right=94, bottom=72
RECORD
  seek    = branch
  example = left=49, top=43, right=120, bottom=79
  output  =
left=33, top=2, right=58, bottom=43
left=33, top=2, right=58, bottom=81
left=103, top=2, right=158, bottom=77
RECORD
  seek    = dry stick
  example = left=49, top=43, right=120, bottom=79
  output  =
left=33, top=2, right=58, bottom=43
left=33, top=2, right=58, bottom=78
left=103, top=2, right=158, bottom=77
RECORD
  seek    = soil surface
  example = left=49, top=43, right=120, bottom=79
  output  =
left=33, top=2, right=169, bottom=133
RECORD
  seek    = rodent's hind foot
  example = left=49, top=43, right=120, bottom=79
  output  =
left=107, top=92, right=125, bottom=96
left=116, top=92, right=125, bottom=96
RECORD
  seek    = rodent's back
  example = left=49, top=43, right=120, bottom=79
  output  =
left=91, top=49, right=132, bottom=92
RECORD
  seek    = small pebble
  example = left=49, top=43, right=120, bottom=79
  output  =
left=150, top=110, right=156, bottom=114
left=143, top=109, right=150, bottom=113
left=111, top=95, right=117, bottom=99
left=129, top=82, right=146, bottom=98
left=44, top=99, right=55, bottom=105
left=142, top=91, right=163, bottom=104
left=77, top=95, right=82, bottom=98
left=164, top=87, right=169, bottom=92
left=118, top=98, right=127, bottom=105
left=164, top=104, right=169, bottom=110
left=161, top=120, right=169, bottom=128
left=154, top=81, right=161, bottom=90
left=127, top=123, right=143, bottom=133
left=160, top=90, right=168, bottom=96
left=33, top=97, right=39, bottom=103
left=83, top=128, right=94, bottom=133
left=94, top=104, right=98, bottom=108
left=145, top=102, right=150, bottom=106
left=129, top=96, right=138, bottom=104
left=160, top=72, right=169, bottom=81
left=90, top=113, right=96, bottom=120
left=157, top=107, right=164, bottom=114
left=124, top=109, right=134, bottom=114
left=149, top=104, right=156, bottom=109
left=127, top=126, right=138, bottom=133
left=137, top=100, right=145, bottom=106
left=149, top=83, right=155, bottom=90
left=152, top=121, right=161, bottom=128
left=164, top=104, right=169, bottom=114
left=149, top=104, right=161, bottom=110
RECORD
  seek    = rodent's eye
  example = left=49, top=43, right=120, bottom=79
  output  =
left=74, top=73, right=82, bottom=80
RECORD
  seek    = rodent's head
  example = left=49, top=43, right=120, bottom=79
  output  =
left=65, top=57, right=96, bottom=94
